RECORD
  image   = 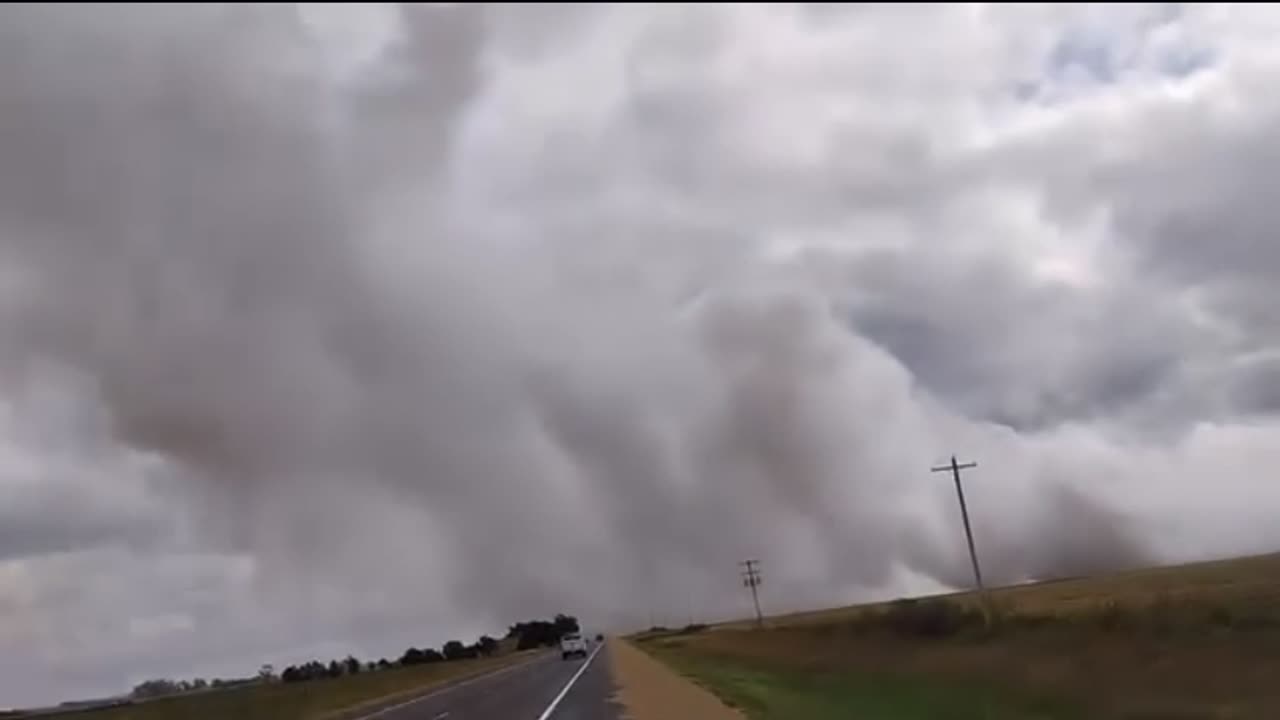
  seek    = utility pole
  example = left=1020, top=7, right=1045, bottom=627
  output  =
left=931, top=455, right=992, bottom=623
left=739, top=559, right=763, bottom=628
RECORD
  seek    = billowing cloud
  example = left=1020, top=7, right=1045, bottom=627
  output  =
left=0, top=2, right=1278, bottom=708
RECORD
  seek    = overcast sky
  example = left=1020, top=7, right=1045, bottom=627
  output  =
left=3, top=2, right=1280, bottom=708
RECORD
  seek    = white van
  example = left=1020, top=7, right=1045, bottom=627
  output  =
left=559, top=632, right=588, bottom=660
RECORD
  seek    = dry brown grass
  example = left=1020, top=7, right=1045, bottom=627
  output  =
left=715, top=552, right=1280, bottom=630
left=645, top=552, right=1280, bottom=719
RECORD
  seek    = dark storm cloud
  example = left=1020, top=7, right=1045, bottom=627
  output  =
left=1221, top=355, right=1280, bottom=416
left=984, top=50, right=1280, bottom=422
left=0, top=485, right=167, bottom=562
left=989, top=29, right=1280, bottom=324
left=834, top=247, right=1197, bottom=431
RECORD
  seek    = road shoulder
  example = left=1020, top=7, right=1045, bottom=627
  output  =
left=607, top=639, right=744, bottom=720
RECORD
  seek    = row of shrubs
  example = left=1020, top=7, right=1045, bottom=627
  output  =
left=637, top=623, right=710, bottom=641
left=838, top=595, right=1280, bottom=639
left=635, top=597, right=1280, bottom=642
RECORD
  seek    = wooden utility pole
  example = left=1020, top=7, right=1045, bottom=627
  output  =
left=931, top=455, right=993, bottom=623
left=739, top=559, right=763, bottom=628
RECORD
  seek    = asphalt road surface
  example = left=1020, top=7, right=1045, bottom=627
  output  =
left=353, top=643, right=622, bottom=720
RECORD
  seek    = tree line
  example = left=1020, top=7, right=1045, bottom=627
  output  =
left=130, top=614, right=580, bottom=698
left=130, top=676, right=255, bottom=699
left=508, top=613, right=581, bottom=650
left=279, top=634, right=503, bottom=684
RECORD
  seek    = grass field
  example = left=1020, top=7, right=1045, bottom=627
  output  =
left=637, top=552, right=1280, bottom=719
left=27, top=650, right=537, bottom=720
left=651, top=649, right=1082, bottom=720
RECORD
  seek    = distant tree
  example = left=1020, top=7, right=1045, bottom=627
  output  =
left=442, top=640, right=471, bottom=661
left=510, top=614, right=579, bottom=650
left=553, top=614, right=580, bottom=636
left=477, top=635, right=499, bottom=657
left=400, top=647, right=426, bottom=666
left=191, top=678, right=208, bottom=690
left=377, top=658, right=392, bottom=670
left=327, top=660, right=343, bottom=678
left=258, top=664, right=276, bottom=683
left=422, top=648, right=445, bottom=663
left=131, top=679, right=181, bottom=699
left=345, top=656, right=361, bottom=675
left=365, top=661, right=377, bottom=673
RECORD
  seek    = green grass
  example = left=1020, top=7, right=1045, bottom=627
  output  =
left=34, top=652, right=535, bottom=720
left=656, top=649, right=1080, bottom=720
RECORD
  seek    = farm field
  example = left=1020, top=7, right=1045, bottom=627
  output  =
left=636, top=552, right=1280, bottom=719
left=22, top=650, right=537, bottom=720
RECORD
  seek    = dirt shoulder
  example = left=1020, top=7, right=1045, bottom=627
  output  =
left=608, top=639, right=744, bottom=720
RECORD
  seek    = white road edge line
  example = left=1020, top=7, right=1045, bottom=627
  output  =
left=351, top=653, right=549, bottom=720
left=535, top=643, right=603, bottom=720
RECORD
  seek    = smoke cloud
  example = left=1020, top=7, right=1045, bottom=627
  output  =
left=2, top=3, right=1280, bottom=706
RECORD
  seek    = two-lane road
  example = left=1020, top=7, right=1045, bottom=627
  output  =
left=354, top=644, right=621, bottom=720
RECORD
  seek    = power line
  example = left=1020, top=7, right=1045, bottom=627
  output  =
left=739, top=559, right=763, bottom=628
left=931, top=455, right=993, bottom=623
